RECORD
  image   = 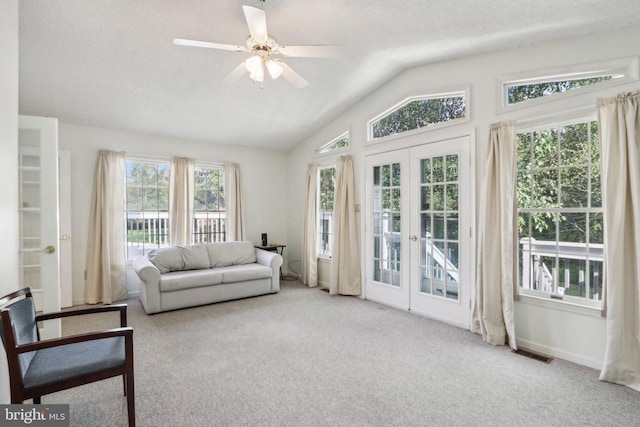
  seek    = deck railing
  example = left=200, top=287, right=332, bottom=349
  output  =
left=125, top=213, right=225, bottom=259
left=520, top=238, right=603, bottom=300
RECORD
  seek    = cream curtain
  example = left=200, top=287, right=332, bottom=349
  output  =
left=329, top=156, right=361, bottom=296
left=85, top=150, right=127, bottom=304
left=169, top=156, right=195, bottom=246
left=302, top=163, right=318, bottom=287
left=225, top=162, right=246, bottom=241
left=597, top=90, right=640, bottom=390
left=472, top=121, right=517, bottom=349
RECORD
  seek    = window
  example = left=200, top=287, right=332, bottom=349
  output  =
left=318, top=166, right=335, bottom=257
left=318, top=132, right=349, bottom=154
left=369, top=91, right=467, bottom=140
left=498, top=57, right=639, bottom=111
left=507, top=76, right=616, bottom=106
left=125, top=160, right=170, bottom=259
left=193, top=166, right=225, bottom=243
left=517, top=119, right=603, bottom=308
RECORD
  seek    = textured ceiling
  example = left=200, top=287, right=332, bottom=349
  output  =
left=18, top=0, right=640, bottom=151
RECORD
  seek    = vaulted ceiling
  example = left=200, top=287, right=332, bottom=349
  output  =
left=18, top=1, right=640, bottom=151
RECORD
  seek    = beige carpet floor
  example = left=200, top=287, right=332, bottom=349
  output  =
left=46, top=280, right=640, bottom=426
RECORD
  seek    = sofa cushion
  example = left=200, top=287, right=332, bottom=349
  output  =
left=179, top=244, right=210, bottom=271
left=160, top=269, right=224, bottom=292
left=148, top=247, right=184, bottom=274
left=207, top=241, right=257, bottom=268
left=217, top=263, right=272, bottom=284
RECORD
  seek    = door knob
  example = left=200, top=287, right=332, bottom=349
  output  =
left=410, top=235, right=418, bottom=241
left=44, top=245, right=56, bottom=254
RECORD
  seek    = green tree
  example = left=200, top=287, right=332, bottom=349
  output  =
left=373, top=96, right=466, bottom=138
left=508, top=76, right=613, bottom=105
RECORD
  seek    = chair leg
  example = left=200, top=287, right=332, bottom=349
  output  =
left=126, top=373, right=135, bottom=427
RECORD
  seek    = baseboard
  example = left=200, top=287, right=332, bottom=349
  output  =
left=364, top=295, right=409, bottom=312
left=516, top=337, right=603, bottom=370
left=71, top=291, right=139, bottom=307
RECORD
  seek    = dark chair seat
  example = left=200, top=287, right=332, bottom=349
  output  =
left=23, top=336, right=125, bottom=389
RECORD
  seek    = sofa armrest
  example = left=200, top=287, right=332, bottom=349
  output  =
left=133, top=256, right=162, bottom=313
left=255, top=249, right=283, bottom=292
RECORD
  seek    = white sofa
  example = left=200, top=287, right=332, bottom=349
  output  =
left=133, top=241, right=282, bottom=314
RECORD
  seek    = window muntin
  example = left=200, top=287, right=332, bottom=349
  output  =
left=370, top=92, right=466, bottom=140
left=318, top=132, right=349, bottom=154
left=318, top=166, right=335, bottom=257
left=517, top=119, right=603, bottom=307
left=125, top=160, right=170, bottom=259
left=193, top=166, right=225, bottom=243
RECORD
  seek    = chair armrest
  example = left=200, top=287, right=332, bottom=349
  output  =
left=14, top=327, right=133, bottom=354
left=37, top=304, right=128, bottom=327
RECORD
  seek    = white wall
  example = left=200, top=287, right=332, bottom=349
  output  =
left=59, top=123, right=289, bottom=305
left=286, top=24, right=640, bottom=369
left=0, top=0, right=19, bottom=405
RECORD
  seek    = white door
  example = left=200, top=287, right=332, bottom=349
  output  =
left=365, top=135, right=472, bottom=328
left=364, top=150, right=410, bottom=310
left=408, top=138, right=472, bottom=328
left=18, top=115, right=61, bottom=339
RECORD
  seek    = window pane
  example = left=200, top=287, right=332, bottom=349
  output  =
left=372, top=95, right=466, bottom=139
left=392, top=163, right=401, bottom=186
left=507, top=75, right=616, bottom=105
left=142, top=188, right=157, bottom=211
left=560, top=123, right=589, bottom=167
left=589, top=212, right=604, bottom=244
left=559, top=212, right=587, bottom=243
left=446, top=184, right=458, bottom=211
left=446, top=154, right=458, bottom=182
left=420, top=186, right=430, bottom=211
left=432, top=156, right=444, bottom=183
left=532, top=170, right=558, bottom=208
left=421, top=159, right=431, bottom=184
left=126, top=187, right=142, bottom=210
left=533, top=129, right=558, bottom=169
left=157, top=188, right=169, bottom=211
left=142, top=164, right=158, bottom=186
left=432, top=185, right=444, bottom=211
left=560, top=167, right=588, bottom=207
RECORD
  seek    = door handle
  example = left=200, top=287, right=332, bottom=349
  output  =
left=44, top=245, right=56, bottom=254
left=410, top=235, right=418, bottom=241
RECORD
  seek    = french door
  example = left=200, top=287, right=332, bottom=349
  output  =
left=18, top=115, right=62, bottom=339
left=365, top=135, right=472, bottom=328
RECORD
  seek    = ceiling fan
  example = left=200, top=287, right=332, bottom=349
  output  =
left=174, top=4, right=338, bottom=88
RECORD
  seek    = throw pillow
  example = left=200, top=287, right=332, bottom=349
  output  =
left=207, top=241, right=257, bottom=267
left=148, top=247, right=184, bottom=273
left=179, top=244, right=210, bottom=270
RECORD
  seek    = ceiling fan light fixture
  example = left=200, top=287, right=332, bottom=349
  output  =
left=245, top=55, right=263, bottom=75
left=266, top=59, right=283, bottom=79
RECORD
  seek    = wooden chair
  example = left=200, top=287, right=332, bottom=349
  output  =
left=0, top=287, right=135, bottom=426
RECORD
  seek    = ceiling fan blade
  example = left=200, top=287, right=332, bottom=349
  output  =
left=277, top=60, right=309, bottom=88
left=277, top=45, right=341, bottom=58
left=223, top=63, right=248, bottom=82
left=242, top=5, right=268, bottom=43
left=174, top=38, right=245, bottom=52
